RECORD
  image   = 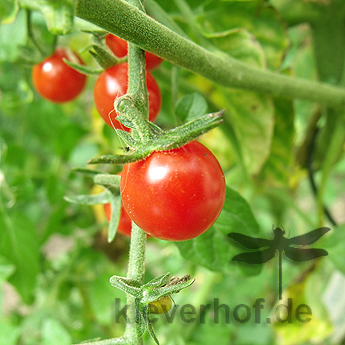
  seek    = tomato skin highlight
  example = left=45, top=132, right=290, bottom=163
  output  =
left=105, top=34, right=163, bottom=70
left=32, top=48, right=87, bottom=103
left=103, top=202, right=132, bottom=237
left=93, top=63, right=161, bottom=131
left=120, top=141, right=226, bottom=241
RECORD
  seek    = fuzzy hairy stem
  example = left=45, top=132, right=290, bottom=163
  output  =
left=76, top=0, right=345, bottom=109
left=122, top=1, right=147, bottom=343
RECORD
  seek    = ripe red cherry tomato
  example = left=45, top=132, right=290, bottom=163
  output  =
left=32, top=48, right=87, bottom=103
left=105, top=34, right=163, bottom=70
left=120, top=141, right=226, bottom=241
left=103, top=202, right=132, bottom=237
left=94, top=63, right=161, bottom=131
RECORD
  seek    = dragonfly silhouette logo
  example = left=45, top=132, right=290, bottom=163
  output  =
left=228, top=226, right=331, bottom=300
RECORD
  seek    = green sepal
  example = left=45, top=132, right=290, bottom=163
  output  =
left=88, top=110, right=224, bottom=165
left=109, top=272, right=193, bottom=345
left=63, top=58, right=103, bottom=75
left=139, top=305, right=160, bottom=345
left=134, top=298, right=150, bottom=340
left=143, top=273, right=171, bottom=289
left=82, top=29, right=108, bottom=39
left=116, top=114, right=137, bottom=130
left=109, top=275, right=142, bottom=297
left=116, top=130, right=141, bottom=150
left=64, top=191, right=111, bottom=205
left=107, top=193, right=121, bottom=242
left=88, top=151, right=151, bottom=165
left=93, top=174, right=121, bottom=194
left=90, top=44, right=119, bottom=70
left=143, top=279, right=194, bottom=303
left=71, top=167, right=108, bottom=176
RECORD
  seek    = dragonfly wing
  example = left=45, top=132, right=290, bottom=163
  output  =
left=288, top=227, right=330, bottom=245
left=284, top=247, right=328, bottom=262
left=228, top=233, right=271, bottom=249
left=232, top=247, right=276, bottom=264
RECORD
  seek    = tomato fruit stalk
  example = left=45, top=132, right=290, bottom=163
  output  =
left=120, top=141, right=226, bottom=241
left=32, top=48, right=87, bottom=103
left=94, top=62, right=162, bottom=131
left=106, top=34, right=163, bottom=70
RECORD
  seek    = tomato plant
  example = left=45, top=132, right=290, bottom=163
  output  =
left=120, top=140, right=226, bottom=241
left=3, top=0, right=345, bottom=344
left=32, top=48, right=87, bottom=103
left=93, top=62, right=161, bottom=131
left=103, top=202, right=132, bottom=237
left=106, top=34, right=163, bottom=70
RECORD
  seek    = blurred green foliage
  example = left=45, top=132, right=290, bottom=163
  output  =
left=1, top=0, right=345, bottom=344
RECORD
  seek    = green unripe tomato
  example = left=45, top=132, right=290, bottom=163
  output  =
left=148, top=296, right=172, bottom=314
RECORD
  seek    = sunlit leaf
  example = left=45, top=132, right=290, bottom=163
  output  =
left=175, top=92, right=208, bottom=123
left=219, top=89, right=275, bottom=175
left=0, top=212, right=40, bottom=303
left=176, top=186, right=263, bottom=275
left=196, top=0, right=288, bottom=70
left=259, top=98, right=294, bottom=186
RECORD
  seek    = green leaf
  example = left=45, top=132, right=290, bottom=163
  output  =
left=0, top=10, right=27, bottom=62
left=0, top=63, right=33, bottom=109
left=0, top=320, right=21, bottom=345
left=0, top=256, right=15, bottom=282
left=88, top=271, right=126, bottom=325
left=196, top=0, right=288, bottom=70
left=41, top=318, right=72, bottom=345
left=207, top=28, right=266, bottom=68
left=220, top=89, right=275, bottom=175
left=0, top=0, right=19, bottom=24
left=0, top=211, right=40, bottom=303
left=38, top=0, right=74, bottom=35
left=259, top=98, right=295, bottom=186
left=176, top=186, right=262, bottom=274
left=319, top=224, right=345, bottom=275
left=175, top=92, right=208, bottom=123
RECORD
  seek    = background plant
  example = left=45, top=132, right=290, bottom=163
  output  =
left=1, top=0, right=345, bottom=344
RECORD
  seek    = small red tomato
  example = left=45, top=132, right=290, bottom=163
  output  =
left=105, top=34, right=163, bottom=70
left=32, top=48, right=87, bottom=103
left=120, top=141, right=226, bottom=241
left=103, top=202, right=132, bottom=237
left=93, top=63, right=161, bottom=131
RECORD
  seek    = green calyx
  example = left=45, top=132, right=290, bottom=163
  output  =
left=88, top=102, right=225, bottom=165
left=64, top=171, right=122, bottom=243
left=109, top=273, right=194, bottom=345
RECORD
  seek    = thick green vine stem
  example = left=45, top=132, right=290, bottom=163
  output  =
left=76, top=0, right=345, bottom=109
left=125, top=222, right=147, bottom=344
left=119, top=1, right=148, bottom=343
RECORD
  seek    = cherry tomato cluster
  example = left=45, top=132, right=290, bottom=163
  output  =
left=105, top=34, right=163, bottom=71
left=93, top=62, right=161, bottom=131
left=31, top=33, right=226, bottom=242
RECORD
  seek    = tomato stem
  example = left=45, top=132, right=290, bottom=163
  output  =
left=124, top=224, right=147, bottom=344
left=120, top=1, right=148, bottom=343
left=76, top=0, right=345, bottom=109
